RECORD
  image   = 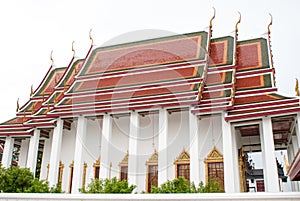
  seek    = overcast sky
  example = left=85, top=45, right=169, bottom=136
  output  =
left=0, top=0, right=299, bottom=123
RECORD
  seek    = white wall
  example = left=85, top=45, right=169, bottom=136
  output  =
left=60, top=122, right=76, bottom=192
left=83, top=118, right=102, bottom=187
left=40, top=131, right=53, bottom=180
left=198, top=114, right=223, bottom=184
left=167, top=110, right=190, bottom=180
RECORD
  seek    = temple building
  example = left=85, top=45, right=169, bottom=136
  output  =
left=1, top=14, right=300, bottom=194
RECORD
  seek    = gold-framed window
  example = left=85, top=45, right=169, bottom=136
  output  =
left=174, top=149, right=190, bottom=182
left=68, top=161, right=88, bottom=193
left=145, top=150, right=158, bottom=193
left=93, top=158, right=100, bottom=179
left=82, top=162, right=87, bottom=189
left=204, top=146, right=224, bottom=190
left=46, top=161, right=64, bottom=184
left=119, top=151, right=128, bottom=181
left=58, top=161, right=64, bottom=184
left=68, top=161, right=74, bottom=193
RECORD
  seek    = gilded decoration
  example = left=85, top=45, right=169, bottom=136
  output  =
left=204, top=146, right=223, bottom=184
left=119, top=151, right=128, bottom=181
left=146, top=149, right=158, bottom=192
left=174, top=148, right=190, bottom=179
left=68, top=161, right=74, bottom=193
left=93, top=157, right=100, bottom=179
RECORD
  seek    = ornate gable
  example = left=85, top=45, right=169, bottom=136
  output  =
left=204, top=146, right=223, bottom=163
left=174, top=148, right=190, bottom=164
left=146, top=149, right=158, bottom=165
left=119, top=151, right=129, bottom=166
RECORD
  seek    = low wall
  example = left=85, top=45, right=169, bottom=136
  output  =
left=0, top=192, right=300, bottom=201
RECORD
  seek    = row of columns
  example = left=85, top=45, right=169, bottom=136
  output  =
left=287, top=114, right=300, bottom=191
left=1, top=129, right=40, bottom=175
left=0, top=112, right=284, bottom=193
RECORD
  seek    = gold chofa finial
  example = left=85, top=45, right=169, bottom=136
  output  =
left=295, top=78, right=300, bottom=96
left=72, top=41, right=76, bottom=56
left=30, top=85, right=34, bottom=97
left=235, top=11, right=241, bottom=33
left=209, top=7, right=216, bottom=30
left=89, top=29, right=94, bottom=46
left=50, top=50, right=54, bottom=65
left=268, top=13, right=273, bottom=35
left=16, top=98, right=19, bottom=112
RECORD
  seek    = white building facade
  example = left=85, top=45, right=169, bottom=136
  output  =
left=1, top=21, right=300, bottom=194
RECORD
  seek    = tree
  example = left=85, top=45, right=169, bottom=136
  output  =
left=0, top=166, right=33, bottom=192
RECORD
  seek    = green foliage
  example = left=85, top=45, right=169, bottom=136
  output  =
left=25, top=179, right=50, bottom=193
left=50, top=182, right=64, bottom=193
left=198, top=179, right=224, bottom=193
left=151, top=177, right=191, bottom=193
left=151, top=177, right=224, bottom=193
left=0, top=165, right=63, bottom=193
left=0, top=166, right=34, bottom=193
left=80, top=177, right=136, bottom=193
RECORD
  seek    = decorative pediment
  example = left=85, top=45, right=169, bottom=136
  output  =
left=146, top=149, right=158, bottom=165
left=119, top=151, right=129, bottom=166
left=204, top=146, right=223, bottom=163
left=174, top=148, right=190, bottom=164
left=93, top=157, right=100, bottom=167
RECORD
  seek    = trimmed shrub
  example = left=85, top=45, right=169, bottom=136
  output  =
left=81, top=177, right=136, bottom=193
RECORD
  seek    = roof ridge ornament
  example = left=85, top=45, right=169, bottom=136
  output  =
left=267, top=13, right=276, bottom=87
left=268, top=13, right=273, bottom=36
left=30, top=85, right=34, bottom=97
left=89, top=29, right=94, bottom=46
left=16, top=98, right=19, bottom=112
left=50, top=50, right=54, bottom=66
left=72, top=41, right=76, bottom=57
left=209, top=7, right=216, bottom=38
left=235, top=11, right=241, bottom=39
left=295, top=78, right=300, bottom=96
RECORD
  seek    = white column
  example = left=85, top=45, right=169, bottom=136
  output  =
left=18, top=138, right=29, bottom=168
left=189, top=108, right=200, bottom=186
left=221, top=113, right=237, bottom=193
left=1, top=136, right=14, bottom=168
left=231, top=124, right=240, bottom=192
left=40, top=135, right=52, bottom=180
left=295, top=113, right=300, bottom=150
left=99, top=114, right=112, bottom=179
left=26, top=129, right=40, bottom=176
left=48, top=118, right=64, bottom=188
left=128, top=111, right=139, bottom=191
left=260, top=117, right=280, bottom=192
left=71, top=116, right=87, bottom=194
left=158, top=108, right=168, bottom=186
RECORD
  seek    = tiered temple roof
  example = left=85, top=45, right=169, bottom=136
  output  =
left=1, top=20, right=300, bottom=139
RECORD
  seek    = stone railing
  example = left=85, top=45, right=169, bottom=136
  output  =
left=0, top=192, right=300, bottom=201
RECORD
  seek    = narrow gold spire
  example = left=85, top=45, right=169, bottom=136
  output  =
left=209, top=7, right=216, bottom=35
left=89, top=29, right=94, bottom=46
left=295, top=78, right=300, bottom=96
left=50, top=50, right=54, bottom=65
left=30, top=85, right=34, bottom=97
left=72, top=41, right=76, bottom=57
left=268, top=13, right=273, bottom=35
left=16, top=98, right=19, bottom=112
left=235, top=11, right=241, bottom=33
